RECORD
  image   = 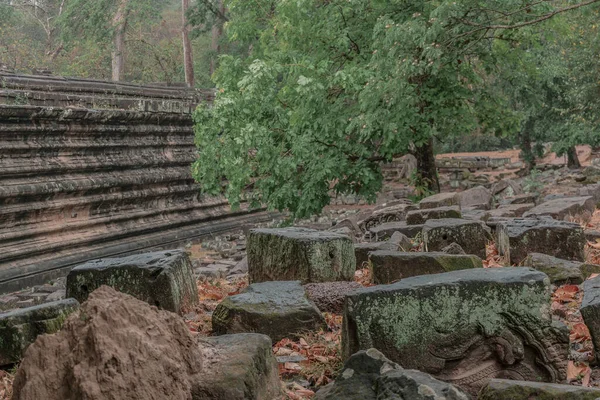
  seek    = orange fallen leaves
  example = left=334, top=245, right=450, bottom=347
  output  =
left=567, top=361, right=592, bottom=386
left=483, top=241, right=504, bottom=268
left=553, top=285, right=580, bottom=303
left=571, top=323, right=591, bottom=343
left=354, top=268, right=373, bottom=286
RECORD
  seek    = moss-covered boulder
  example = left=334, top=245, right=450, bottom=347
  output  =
left=423, top=218, right=490, bottom=258
left=212, top=281, right=326, bottom=343
left=0, top=298, right=79, bottom=365
left=342, top=268, right=568, bottom=396
left=478, top=379, right=600, bottom=400
left=419, top=192, right=459, bottom=209
left=66, top=250, right=198, bottom=314
left=405, top=206, right=462, bottom=225
left=247, top=228, right=355, bottom=284
left=315, top=349, right=469, bottom=400
left=369, top=251, right=482, bottom=284
left=197, top=333, right=281, bottom=400
left=522, top=253, right=600, bottom=284
left=497, top=219, right=585, bottom=265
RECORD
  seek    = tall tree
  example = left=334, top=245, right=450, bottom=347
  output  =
left=182, top=0, right=194, bottom=86
left=192, top=0, right=600, bottom=218
left=59, top=0, right=163, bottom=81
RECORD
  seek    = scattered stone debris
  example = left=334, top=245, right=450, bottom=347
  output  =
left=0, top=299, right=79, bottom=366
left=523, top=196, right=596, bottom=222
left=247, top=228, right=356, bottom=284
left=66, top=250, right=199, bottom=314
left=479, top=378, right=600, bottom=399
left=422, top=218, right=490, bottom=258
left=405, top=206, right=461, bottom=225
left=368, top=250, right=482, bottom=284
left=342, top=267, right=569, bottom=396
left=314, top=348, right=469, bottom=400
left=523, top=253, right=600, bottom=284
left=212, top=281, right=326, bottom=343
left=497, top=218, right=585, bottom=264
left=419, top=192, right=459, bottom=209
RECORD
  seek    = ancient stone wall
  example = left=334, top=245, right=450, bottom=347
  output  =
left=0, top=73, right=273, bottom=293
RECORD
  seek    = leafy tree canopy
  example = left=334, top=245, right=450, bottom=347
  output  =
left=193, top=0, right=600, bottom=218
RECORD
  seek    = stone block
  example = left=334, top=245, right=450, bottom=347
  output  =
left=497, top=219, right=585, bottom=265
left=479, top=378, right=600, bottom=400
left=522, top=253, right=600, bottom=284
left=489, top=203, right=535, bottom=218
left=523, top=196, right=596, bottom=221
left=405, top=206, right=461, bottom=225
left=458, top=186, right=493, bottom=210
left=358, top=203, right=417, bottom=231
left=354, top=242, right=396, bottom=268
left=212, top=281, right=326, bottom=343
left=304, top=281, right=362, bottom=314
left=419, top=192, right=459, bottom=209
left=369, top=251, right=482, bottom=284
left=0, top=299, right=79, bottom=365
left=197, top=333, right=281, bottom=400
left=315, top=349, right=469, bottom=400
left=581, top=275, right=600, bottom=364
left=368, top=222, right=423, bottom=240
left=247, top=228, right=355, bottom=284
left=342, top=267, right=568, bottom=396
left=66, top=250, right=198, bottom=314
left=423, top=218, right=489, bottom=258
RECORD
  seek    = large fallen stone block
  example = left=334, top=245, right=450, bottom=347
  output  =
left=369, top=221, right=423, bottom=240
left=419, top=192, right=459, bottom=209
left=581, top=275, right=600, bottom=364
left=197, top=333, right=281, bottom=400
left=523, top=253, right=600, bottom=284
left=342, top=268, right=568, bottom=396
left=523, top=196, right=596, bottom=221
left=304, top=281, right=362, bottom=314
left=369, top=251, right=482, bottom=284
left=458, top=186, right=493, bottom=210
left=497, top=219, right=585, bottom=265
left=406, top=206, right=461, bottom=225
left=315, top=348, right=469, bottom=400
left=212, top=281, right=326, bottom=343
left=423, top=218, right=489, bottom=258
left=479, top=378, right=600, bottom=400
left=358, top=203, right=417, bottom=231
left=354, top=242, right=397, bottom=268
left=247, top=228, right=355, bottom=284
left=66, top=250, right=198, bottom=314
left=0, top=299, right=79, bottom=366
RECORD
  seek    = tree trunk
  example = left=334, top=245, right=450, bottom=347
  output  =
left=209, top=0, right=224, bottom=76
left=181, top=0, right=194, bottom=87
left=413, top=138, right=440, bottom=194
left=567, top=146, right=581, bottom=169
left=519, top=119, right=536, bottom=171
left=111, top=0, right=129, bottom=82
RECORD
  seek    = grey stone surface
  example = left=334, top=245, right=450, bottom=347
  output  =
left=442, top=242, right=466, bottom=255
left=581, top=275, right=600, bottom=364
left=522, top=253, right=600, bottom=284
left=497, top=219, right=585, bottom=264
left=419, top=192, right=459, bottom=210
left=197, top=333, right=281, bottom=400
left=66, top=250, right=198, bottom=314
left=423, top=218, right=489, bottom=258
left=212, top=281, right=326, bottom=343
left=369, top=221, right=424, bottom=241
left=369, top=251, right=482, bottom=284
left=0, top=298, right=79, bottom=365
left=406, top=206, right=461, bottom=225
left=499, top=193, right=537, bottom=205
left=354, top=242, right=397, bottom=268
left=315, top=349, right=469, bottom=400
left=489, top=203, right=535, bottom=218
left=523, top=196, right=596, bottom=221
left=247, top=228, right=355, bottom=284
left=359, top=203, right=417, bottom=231
left=389, top=231, right=412, bottom=251
left=479, top=378, right=600, bottom=400
left=458, top=186, right=493, bottom=210
left=342, top=268, right=568, bottom=396
left=304, top=281, right=362, bottom=314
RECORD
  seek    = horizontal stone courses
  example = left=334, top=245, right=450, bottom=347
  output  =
left=0, top=166, right=193, bottom=199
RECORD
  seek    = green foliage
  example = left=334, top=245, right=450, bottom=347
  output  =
left=522, top=169, right=544, bottom=194
left=194, top=0, right=600, bottom=218
left=408, top=170, right=435, bottom=203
